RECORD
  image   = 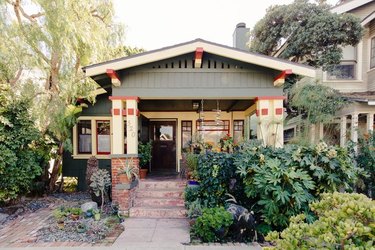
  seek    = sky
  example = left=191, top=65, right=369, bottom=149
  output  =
left=113, top=0, right=339, bottom=51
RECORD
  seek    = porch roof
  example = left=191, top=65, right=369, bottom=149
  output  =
left=83, top=39, right=316, bottom=79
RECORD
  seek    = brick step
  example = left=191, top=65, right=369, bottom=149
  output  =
left=129, top=206, right=187, bottom=218
left=136, top=189, right=184, bottom=199
left=134, top=197, right=185, bottom=207
left=138, top=180, right=186, bottom=190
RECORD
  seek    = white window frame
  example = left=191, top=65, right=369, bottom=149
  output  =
left=370, top=36, right=375, bottom=71
left=323, top=43, right=363, bottom=82
left=73, top=116, right=112, bottom=159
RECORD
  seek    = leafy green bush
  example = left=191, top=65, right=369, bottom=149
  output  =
left=265, top=192, right=375, bottom=250
left=357, top=132, right=375, bottom=198
left=0, top=97, right=42, bottom=202
left=184, top=185, right=201, bottom=206
left=196, top=152, right=236, bottom=207
left=192, top=207, right=233, bottom=242
left=235, top=142, right=361, bottom=231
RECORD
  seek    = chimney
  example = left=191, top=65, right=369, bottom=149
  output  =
left=233, top=23, right=250, bottom=51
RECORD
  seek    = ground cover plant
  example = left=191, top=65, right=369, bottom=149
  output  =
left=265, top=192, right=375, bottom=249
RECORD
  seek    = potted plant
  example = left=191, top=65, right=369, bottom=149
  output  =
left=138, top=141, right=152, bottom=179
left=90, top=169, right=111, bottom=212
left=69, top=207, right=82, bottom=221
left=118, top=160, right=139, bottom=183
left=186, top=152, right=199, bottom=183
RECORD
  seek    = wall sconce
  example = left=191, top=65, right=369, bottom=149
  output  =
left=192, top=101, right=200, bottom=110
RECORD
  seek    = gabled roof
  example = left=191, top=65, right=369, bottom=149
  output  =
left=331, top=0, right=374, bottom=14
left=361, top=11, right=375, bottom=26
left=83, top=39, right=316, bottom=78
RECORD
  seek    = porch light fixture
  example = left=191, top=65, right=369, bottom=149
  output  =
left=192, top=101, right=200, bottom=110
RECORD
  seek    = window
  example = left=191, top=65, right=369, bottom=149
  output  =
left=96, top=120, right=110, bottom=154
left=371, top=37, right=375, bottom=69
left=327, top=63, right=356, bottom=80
left=327, top=45, right=357, bottom=80
left=77, top=120, right=92, bottom=154
left=181, top=121, right=192, bottom=150
left=196, top=120, right=229, bottom=147
left=233, top=120, right=244, bottom=144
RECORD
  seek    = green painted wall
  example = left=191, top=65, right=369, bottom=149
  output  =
left=62, top=152, right=111, bottom=191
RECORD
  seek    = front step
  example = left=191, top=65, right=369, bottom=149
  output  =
left=136, top=189, right=184, bottom=199
left=138, top=180, right=186, bottom=190
left=134, top=197, right=185, bottom=207
left=129, top=206, right=187, bottom=218
left=130, top=179, right=187, bottom=219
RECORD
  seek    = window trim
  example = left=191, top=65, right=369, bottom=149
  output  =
left=77, top=120, right=92, bottom=154
left=72, top=116, right=112, bottom=159
left=96, top=120, right=111, bottom=155
left=233, top=119, right=244, bottom=143
left=181, top=120, right=192, bottom=150
left=370, top=36, right=375, bottom=70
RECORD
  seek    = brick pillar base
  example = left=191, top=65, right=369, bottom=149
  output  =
left=111, top=155, right=139, bottom=215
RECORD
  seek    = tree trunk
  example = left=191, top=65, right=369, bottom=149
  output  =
left=48, top=142, right=64, bottom=192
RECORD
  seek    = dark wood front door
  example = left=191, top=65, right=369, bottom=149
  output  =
left=150, top=121, right=176, bottom=172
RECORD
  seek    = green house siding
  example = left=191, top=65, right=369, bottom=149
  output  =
left=62, top=152, right=111, bottom=191
left=81, top=93, right=111, bottom=116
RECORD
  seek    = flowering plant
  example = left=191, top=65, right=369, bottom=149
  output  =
left=219, top=134, right=234, bottom=152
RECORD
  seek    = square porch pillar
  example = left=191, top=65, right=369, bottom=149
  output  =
left=367, top=113, right=374, bottom=132
left=109, top=96, right=140, bottom=216
left=109, top=98, right=125, bottom=154
left=125, top=97, right=139, bottom=154
left=255, top=96, right=285, bottom=148
left=351, top=113, right=359, bottom=153
left=340, top=116, right=347, bottom=147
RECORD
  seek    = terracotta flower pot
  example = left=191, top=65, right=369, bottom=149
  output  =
left=139, top=169, right=148, bottom=179
left=119, top=174, right=131, bottom=184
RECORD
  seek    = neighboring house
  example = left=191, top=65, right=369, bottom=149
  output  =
left=62, top=25, right=315, bottom=213
left=284, top=0, right=375, bottom=146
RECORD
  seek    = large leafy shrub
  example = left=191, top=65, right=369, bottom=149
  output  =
left=0, top=96, right=42, bottom=202
left=196, top=152, right=237, bottom=207
left=235, top=142, right=361, bottom=230
left=357, top=132, right=375, bottom=198
left=265, top=192, right=375, bottom=250
left=192, top=207, right=233, bottom=242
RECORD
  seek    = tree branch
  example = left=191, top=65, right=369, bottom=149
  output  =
left=9, top=68, right=23, bottom=86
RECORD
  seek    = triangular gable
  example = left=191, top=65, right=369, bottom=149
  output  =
left=83, top=39, right=316, bottom=78
left=331, top=0, right=374, bottom=14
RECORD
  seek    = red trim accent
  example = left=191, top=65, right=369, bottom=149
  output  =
left=106, top=69, right=120, bottom=81
left=261, top=109, right=268, bottom=116
left=275, top=108, right=283, bottom=115
left=274, top=69, right=293, bottom=81
left=136, top=109, right=140, bottom=117
left=195, top=47, right=203, bottom=61
left=112, top=108, right=120, bottom=116
left=256, top=110, right=259, bottom=116
left=255, top=96, right=286, bottom=101
left=109, top=96, right=140, bottom=102
left=122, top=109, right=127, bottom=116
left=127, top=108, right=134, bottom=115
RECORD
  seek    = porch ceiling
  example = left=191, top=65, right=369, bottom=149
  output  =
left=139, top=99, right=254, bottom=112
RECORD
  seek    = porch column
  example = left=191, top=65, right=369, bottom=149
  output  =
left=110, top=99, right=125, bottom=154
left=318, top=123, right=324, bottom=141
left=310, top=124, right=316, bottom=144
left=367, top=113, right=374, bottom=132
left=255, top=96, right=284, bottom=148
left=340, top=116, right=347, bottom=147
left=126, top=97, right=139, bottom=154
left=351, top=113, right=359, bottom=152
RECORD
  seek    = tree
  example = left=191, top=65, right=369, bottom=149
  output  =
left=0, top=83, right=43, bottom=202
left=0, top=0, right=125, bottom=192
left=249, top=0, right=363, bottom=71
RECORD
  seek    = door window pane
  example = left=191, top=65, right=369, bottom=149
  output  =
left=159, top=125, right=173, bottom=141
left=97, top=120, right=110, bottom=154
left=78, top=120, right=92, bottom=154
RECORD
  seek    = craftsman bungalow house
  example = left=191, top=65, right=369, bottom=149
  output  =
left=62, top=24, right=315, bottom=214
